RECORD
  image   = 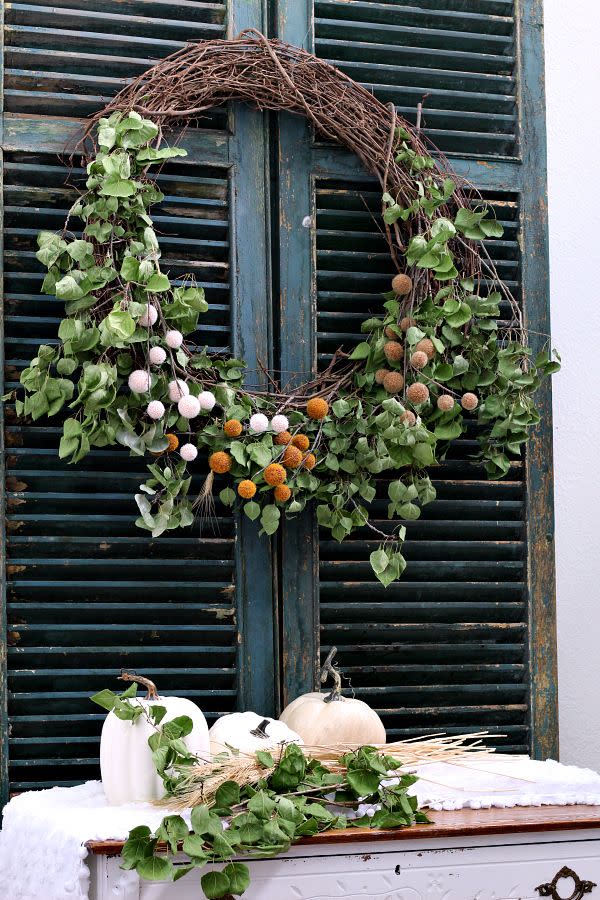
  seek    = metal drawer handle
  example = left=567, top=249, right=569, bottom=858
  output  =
left=537, top=866, right=597, bottom=900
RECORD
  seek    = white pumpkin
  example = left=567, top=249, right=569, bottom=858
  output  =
left=100, top=675, right=209, bottom=805
left=279, top=648, right=386, bottom=746
left=209, top=711, right=303, bottom=757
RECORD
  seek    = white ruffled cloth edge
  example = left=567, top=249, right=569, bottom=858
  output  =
left=3, top=758, right=600, bottom=900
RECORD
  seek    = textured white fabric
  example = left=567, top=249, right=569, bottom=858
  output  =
left=2, top=758, right=600, bottom=900
left=0, top=780, right=186, bottom=900
left=355, top=757, right=600, bottom=818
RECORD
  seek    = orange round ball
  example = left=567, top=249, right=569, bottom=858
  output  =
left=224, top=419, right=243, bottom=438
left=406, top=382, right=430, bottom=405
left=391, top=273, right=413, bottom=296
left=291, top=434, right=310, bottom=451
left=383, top=371, right=405, bottom=394
left=384, top=325, right=399, bottom=339
left=166, top=433, right=179, bottom=452
left=264, top=463, right=287, bottom=486
left=306, top=397, right=329, bottom=420
left=302, top=452, right=317, bottom=470
left=400, top=316, right=416, bottom=332
left=274, top=484, right=292, bottom=502
left=283, top=445, right=303, bottom=468
left=209, top=451, right=232, bottom=474
left=375, top=368, right=389, bottom=385
left=274, top=430, right=292, bottom=446
left=237, top=479, right=257, bottom=499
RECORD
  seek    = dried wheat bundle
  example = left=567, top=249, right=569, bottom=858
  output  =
left=163, top=732, right=499, bottom=811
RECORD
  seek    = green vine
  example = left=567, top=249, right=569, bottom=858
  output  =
left=11, top=112, right=559, bottom=585
left=92, top=682, right=427, bottom=898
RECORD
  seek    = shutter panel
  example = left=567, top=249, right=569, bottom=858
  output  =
left=277, top=0, right=556, bottom=758
left=315, top=180, right=527, bottom=752
left=1, top=0, right=277, bottom=798
left=314, top=0, right=517, bottom=157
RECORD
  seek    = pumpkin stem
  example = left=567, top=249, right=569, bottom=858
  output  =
left=320, top=647, right=342, bottom=702
left=249, top=718, right=270, bottom=739
left=118, top=671, right=159, bottom=700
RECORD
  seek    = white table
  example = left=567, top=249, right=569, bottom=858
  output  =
left=88, top=806, right=600, bottom=899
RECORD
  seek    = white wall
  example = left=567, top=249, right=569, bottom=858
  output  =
left=545, top=0, right=600, bottom=767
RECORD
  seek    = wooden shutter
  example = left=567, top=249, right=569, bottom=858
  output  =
left=0, top=0, right=277, bottom=800
left=277, top=0, right=556, bottom=759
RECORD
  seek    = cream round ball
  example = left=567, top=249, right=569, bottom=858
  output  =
left=198, top=391, right=216, bottom=411
left=168, top=379, right=189, bottom=402
left=249, top=413, right=269, bottom=434
left=149, top=346, right=167, bottom=366
left=138, top=304, right=158, bottom=327
left=128, top=369, right=151, bottom=394
left=165, top=330, right=183, bottom=349
left=270, top=414, right=289, bottom=434
left=178, top=394, right=201, bottom=419
left=180, top=443, right=198, bottom=462
left=147, top=400, right=165, bottom=420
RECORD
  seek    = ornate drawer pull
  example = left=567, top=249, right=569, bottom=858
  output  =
left=537, top=866, right=597, bottom=899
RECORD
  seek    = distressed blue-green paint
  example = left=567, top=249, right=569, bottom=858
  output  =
left=228, top=0, right=278, bottom=716
left=276, top=0, right=320, bottom=706
left=517, top=0, right=558, bottom=761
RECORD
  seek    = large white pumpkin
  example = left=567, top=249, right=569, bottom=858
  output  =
left=209, top=711, right=302, bottom=757
left=100, top=676, right=209, bottom=805
left=279, top=648, right=386, bottom=746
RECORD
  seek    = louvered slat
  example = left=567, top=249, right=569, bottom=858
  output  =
left=314, top=0, right=517, bottom=157
left=315, top=177, right=527, bottom=753
left=3, top=153, right=236, bottom=790
left=4, top=0, right=227, bottom=126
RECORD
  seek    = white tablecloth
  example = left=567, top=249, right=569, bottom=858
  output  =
left=3, top=758, right=600, bottom=900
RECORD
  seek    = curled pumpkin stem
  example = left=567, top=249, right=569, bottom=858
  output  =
left=320, top=647, right=342, bottom=703
left=118, top=671, right=159, bottom=700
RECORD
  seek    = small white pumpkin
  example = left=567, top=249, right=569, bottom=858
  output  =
left=209, top=711, right=303, bottom=757
left=279, top=648, right=386, bottom=746
left=100, top=674, right=209, bottom=805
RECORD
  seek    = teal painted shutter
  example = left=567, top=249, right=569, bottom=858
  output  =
left=0, top=0, right=278, bottom=799
left=277, top=0, right=556, bottom=758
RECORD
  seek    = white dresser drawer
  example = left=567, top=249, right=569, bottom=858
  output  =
left=93, top=837, right=600, bottom=900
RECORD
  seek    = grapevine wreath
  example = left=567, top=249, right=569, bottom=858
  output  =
left=14, top=30, right=559, bottom=585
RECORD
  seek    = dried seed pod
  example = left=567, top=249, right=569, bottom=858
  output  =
left=410, top=350, right=428, bottom=370
left=406, top=382, right=430, bottom=405
left=383, top=371, right=405, bottom=394
left=383, top=341, right=404, bottom=363
left=415, top=338, right=435, bottom=360
left=391, top=273, right=413, bottom=296
left=374, top=368, right=389, bottom=385
left=461, top=392, right=479, bottom=411
left=437, top=394, right=455, bottom=412
left=400, top=316, right=416, bottom=332
left=400, top=410, right=416, bottom=426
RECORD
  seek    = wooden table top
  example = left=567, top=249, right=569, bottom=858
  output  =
left=87, top=805, right=600, bottom=855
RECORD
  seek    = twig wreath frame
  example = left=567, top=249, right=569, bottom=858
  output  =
left=14, top=30, right=559, bottom=585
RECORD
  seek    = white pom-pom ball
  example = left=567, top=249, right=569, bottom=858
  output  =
left=138, top=304, right=158, bottom=327
left=149, top=346, right=167, bottom=365
left=178, top=394, right=201, bottom=419
left=180, top=443, right=198, bottom=462
left=198, top=391, right=216, bottom=411
left=147, top=400, right=165, bottom=420
left=168, top=379, right=189, bottom=402
left=128, top=369, right=151, bottom=394
left=249, top=413, right=269, bottom=434
left=270, top=415, right=289, bottom=434
left=165, top=330, right=183, bottom=349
